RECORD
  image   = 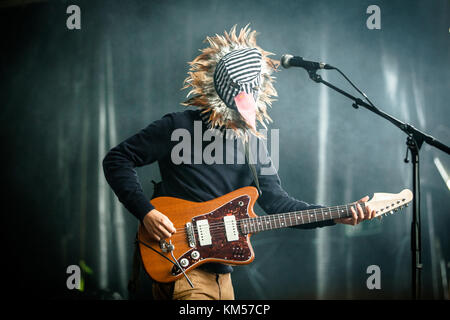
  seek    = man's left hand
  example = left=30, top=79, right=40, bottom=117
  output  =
left=334, top=196, right=376, bottom=226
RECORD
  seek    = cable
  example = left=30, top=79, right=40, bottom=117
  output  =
left=169, top=244, right=194, bottom=289
left=333, top=67, right=377, bottom=109
left=136, top=239, right=194, bottom=288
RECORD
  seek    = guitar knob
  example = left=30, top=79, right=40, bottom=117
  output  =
left=180, top=258, right=189, bottom=268
left=191, top=251, right=200, bottom=260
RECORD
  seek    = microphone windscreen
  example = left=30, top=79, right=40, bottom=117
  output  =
left=280, top=54, right=293, bottom=68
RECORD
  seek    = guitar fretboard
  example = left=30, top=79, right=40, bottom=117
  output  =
left=239, top=203, right=366, bottom=234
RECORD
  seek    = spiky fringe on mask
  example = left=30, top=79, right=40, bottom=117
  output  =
left=181, top=24, right=279, bottom=139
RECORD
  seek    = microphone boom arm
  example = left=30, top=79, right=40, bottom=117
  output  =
left=307, top=70, right=450, bottom=154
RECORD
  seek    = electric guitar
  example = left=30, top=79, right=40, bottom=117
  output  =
left=138, top=186, right=413, bottom=283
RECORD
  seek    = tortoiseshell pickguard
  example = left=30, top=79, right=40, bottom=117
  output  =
left=171, top=194, right=253, bottom=276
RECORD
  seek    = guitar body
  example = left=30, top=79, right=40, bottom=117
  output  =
left=138, top=186, right=259, bottom=283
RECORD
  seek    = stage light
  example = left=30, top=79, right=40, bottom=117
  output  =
left=433, top=157, right=450, bottom=191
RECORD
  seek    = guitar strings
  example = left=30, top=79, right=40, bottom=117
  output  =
left=169, top=203, right=359, bottom=233
left=146, top=201, right=403, bottom=243
left=170, top=205, right=356, bottom=234
left=153, top=198, right=406, bottom=238
left=165, top=205, right=358, bottom=238
left=168, top=210, right=346, bottom=239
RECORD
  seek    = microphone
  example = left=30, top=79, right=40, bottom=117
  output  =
left=280, top=54, right=334, bottom=71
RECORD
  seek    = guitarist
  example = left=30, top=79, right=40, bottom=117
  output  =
left=103, top=25, right=376, bottom=300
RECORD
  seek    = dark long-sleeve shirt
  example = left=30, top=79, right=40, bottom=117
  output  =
left=103, top=109, right=335, bottom=274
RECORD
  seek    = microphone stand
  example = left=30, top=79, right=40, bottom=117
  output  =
left=306, top=69, right=450, bottom=300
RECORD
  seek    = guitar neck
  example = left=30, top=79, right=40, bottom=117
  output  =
left=240, top=202, right=365, bottom=234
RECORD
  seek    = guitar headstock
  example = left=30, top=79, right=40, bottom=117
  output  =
left=367, top=189, right=413, bottom=218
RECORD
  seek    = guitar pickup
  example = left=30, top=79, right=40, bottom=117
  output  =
left=196, top=219, right=212, bottom=246
left=224, top=215, right=239, bottom=242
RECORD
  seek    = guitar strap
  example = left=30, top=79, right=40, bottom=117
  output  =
left=243, top=137, right=262, bottom=196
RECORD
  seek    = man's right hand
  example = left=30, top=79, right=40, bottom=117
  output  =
left=142, top=209, right=176, bottom=241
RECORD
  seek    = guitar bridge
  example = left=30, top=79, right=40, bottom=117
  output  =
left=185, top=222, right=196, bottom=248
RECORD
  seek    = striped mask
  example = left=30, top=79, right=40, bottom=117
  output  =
left=214, top=48, right=262, bottom=128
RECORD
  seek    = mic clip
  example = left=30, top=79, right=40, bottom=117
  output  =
left=307, top=69, right=322, bottom=83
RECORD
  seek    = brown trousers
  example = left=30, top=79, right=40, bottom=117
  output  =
left=152, top=268, right=235, bottom=300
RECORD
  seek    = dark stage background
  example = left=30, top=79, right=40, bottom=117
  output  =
left=1, top=0, right=449, bottom=300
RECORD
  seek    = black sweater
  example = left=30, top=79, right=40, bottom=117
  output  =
left=102, top=109, right=335, bottom=274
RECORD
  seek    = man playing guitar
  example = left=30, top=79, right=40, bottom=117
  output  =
left=103, top=25, right=378, bottom=300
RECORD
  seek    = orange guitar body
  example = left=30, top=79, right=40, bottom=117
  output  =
left=138, top=186, right=259, bottom=283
